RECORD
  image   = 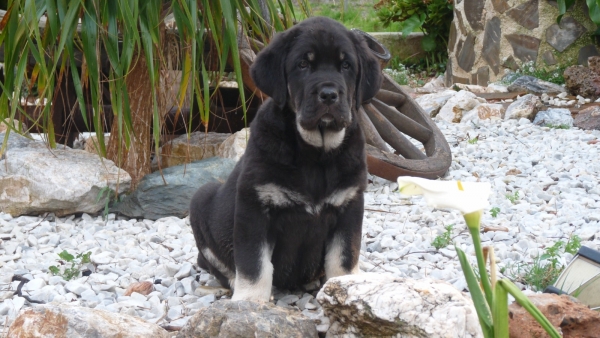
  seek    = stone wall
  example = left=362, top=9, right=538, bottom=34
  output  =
left=446, top=0, right=599, bottom=86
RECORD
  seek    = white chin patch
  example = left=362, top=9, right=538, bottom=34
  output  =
left=296, top=120, right=346, bottom=151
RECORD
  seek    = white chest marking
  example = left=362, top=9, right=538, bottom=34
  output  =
left=256, top=184, right=359, bottom=215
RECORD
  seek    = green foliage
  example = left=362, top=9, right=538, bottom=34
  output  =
left=96, top=186, right=114, bottom=220
left=468, top=136, right=479, bottom=144
left=302, top=2, right=401, bottom=32
left=513, top=61, right=568, bottom=85
left=376, top=0, right=454, bottom=64
left=505, top=236, right=582, bottom=291
left=490, top=207, right=500, bottom=218
left=557, top=0, right=600, bottom=31
left=432, top=224, right=454, bottom=250
left=505, top=191, right=519, bottom=204
left=49, top=250, right=92, bottom=281
left=545, top=123, right=571, bottom=129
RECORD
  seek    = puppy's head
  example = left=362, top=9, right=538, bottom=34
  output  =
left=251, top=17, right=382, bottom=150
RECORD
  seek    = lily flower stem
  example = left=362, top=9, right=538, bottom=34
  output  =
left=464, top=212, right=494, bottom=308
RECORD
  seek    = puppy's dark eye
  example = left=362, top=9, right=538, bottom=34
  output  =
left=299, top=60, right=309, bottom=69
left=341, top=61, right=350, bottom=70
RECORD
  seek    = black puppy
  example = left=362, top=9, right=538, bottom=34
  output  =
left=189, top=17, right=382, bottom=302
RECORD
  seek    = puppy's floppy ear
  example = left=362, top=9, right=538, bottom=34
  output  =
left=353, top=34, right=383, bottom=104
left=250, top=30, right=291, bottom=107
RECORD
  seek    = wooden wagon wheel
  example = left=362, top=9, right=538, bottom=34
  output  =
left=238, top=29, right=452, bottom=181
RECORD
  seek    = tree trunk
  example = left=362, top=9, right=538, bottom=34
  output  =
left=106, top=52, right=154, bottom=190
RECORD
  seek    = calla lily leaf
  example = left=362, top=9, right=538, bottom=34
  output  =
left=397, top=176, right=491, bottom=214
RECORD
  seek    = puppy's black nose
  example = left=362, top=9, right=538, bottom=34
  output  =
left=318, top=87, right=338, bottom=105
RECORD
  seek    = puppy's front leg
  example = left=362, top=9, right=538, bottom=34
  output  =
left=231, top=199, right=273, bottom=302
left=325, top=194, right=364, bottom=280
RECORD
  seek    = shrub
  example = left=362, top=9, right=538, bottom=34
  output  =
left=375, top=0, right=453, bottom=65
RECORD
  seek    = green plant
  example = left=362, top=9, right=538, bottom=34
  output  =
left=376, top=0, right=453, bottom=66
left=468, top=136, right=479, bottom=144
left=0, top=0, right=301, bottom=190
left=505, top=191, right=519, bottom=204
left=490, top=207, right=500, bottom=218
left=301, top=2, right=401, bottom=32
left=512, top=61, right=568, bottom=85
left=546, top=123, right=571, bottom=129
left=49, top=250, right=92, bottom=281
left=506, top=236, right=582, bottom=291
left=397, top=177, right=561, bottom=338
left=557, top=0, right=600, bottom=34
left=432, top=224, right=454, bottom=250
left=96, top=186, right=114, bottom=220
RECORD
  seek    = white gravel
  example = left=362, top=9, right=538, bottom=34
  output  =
left=1, top=118, right=600, bottom=333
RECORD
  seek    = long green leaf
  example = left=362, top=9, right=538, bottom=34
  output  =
left=498, top=279, right=561, bottom=338
left=493, top=284, right=509, bottom=338
left=456, top=246, right=494, bottom=338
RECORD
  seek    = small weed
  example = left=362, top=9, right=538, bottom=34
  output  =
left=545, top=123, right=571, bottom=130
left=49, top=250, right=92, bottom=281
left=490, top=207, right=500, bottom=218
left=96, top=186, right=115, bottom=220
left=512, top=61, right=568, bottom=85
left=505, top=191, right=519, bottom=204
left=432, top=224, right=454, bottom=250
left=468, top=136, right=479, bottom=144
left=505, top=236, right=582, bottom=291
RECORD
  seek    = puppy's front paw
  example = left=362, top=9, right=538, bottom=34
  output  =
left=231, top=276, right=272, bottom=303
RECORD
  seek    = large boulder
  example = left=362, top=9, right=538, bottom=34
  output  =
left=507, top=76, right=566, bottom=96
left=7, top=304, right=171, bottom=338
left=176, top=300, right=318, bottom=338
left=509, top=294, right=600, bottom=338
left=533, top=108, right=574, bottom=128
left=415, top=90, right=458, bottom=117
left=573, top=106, right=600, bottom=130
left=157, top=132, right=231, bottom=169
left=504, top=94, right=543, bottom=120
left=564, top=61, right=600, bottom=101
left=111, top=157, right=236, bottom=220
left=462, top=103, right=506, bottom=123
left=436, top=91, right=485, bottom=123
left=317, top=273, right=482, bottom=338
left=0, top=133, right=131, bottom=217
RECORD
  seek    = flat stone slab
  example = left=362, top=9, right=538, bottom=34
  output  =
left=546, top=17, right=586, bottom=52
left=506, top=0, right=539, bottom=30
left=507, top=75, right=566, bottom=95
left=112, top=157, right=236, bottom=220
left=505, top=34, right=541, bottom=63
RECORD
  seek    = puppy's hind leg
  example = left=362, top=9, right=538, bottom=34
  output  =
left=189, top=183, right=235, bottom=287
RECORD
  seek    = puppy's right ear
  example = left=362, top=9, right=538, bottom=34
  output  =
left=250, top=31, right=291, bottom=107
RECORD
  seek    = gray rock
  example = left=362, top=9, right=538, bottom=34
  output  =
left=112, top=157, right=236, bottom=220
left=533, top=108, right=574, bottom=127
left=505, top=34, right=541, bottom=63
left=217, top=128, right=250, bottom=161
left=464, top=0, right=485, bottom=30
left=506, top=0, right=539, bottom=30
left=415, top=90, right=458, bottom=117
left=155, top=132, right=231, bottom=170
left=546, top=17, right=586, bottom=52
left=436, top=90, right=483, bottom=123
left=573, top=106, right=600, bottom=130
left=6, top=304, right=171, bottom=337
left=504, top=94, right=543, bottom=120
left=0, top=142, right=131, bottom=217
left=176, top=300, right=318, bottom=338
left=578, top=45, right=600, bottom=67
left=508, top=75, right=565, bottom=95
left=542, top=51, right=557, bottom=65
left=458, top=34, right=476, bottom=72
left=317, top=274, right=482, bottom=337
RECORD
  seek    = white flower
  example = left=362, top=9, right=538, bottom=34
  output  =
left=397, top=176, right=491, bottom=214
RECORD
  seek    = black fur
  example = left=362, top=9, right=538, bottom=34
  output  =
left=189, top=17, right=382, bottom=298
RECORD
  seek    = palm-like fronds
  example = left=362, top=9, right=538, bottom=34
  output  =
left=0, top=0, right=303, bottom=188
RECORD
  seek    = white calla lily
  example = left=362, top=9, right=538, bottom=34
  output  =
left=397, top=176, right=491, bottom=214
